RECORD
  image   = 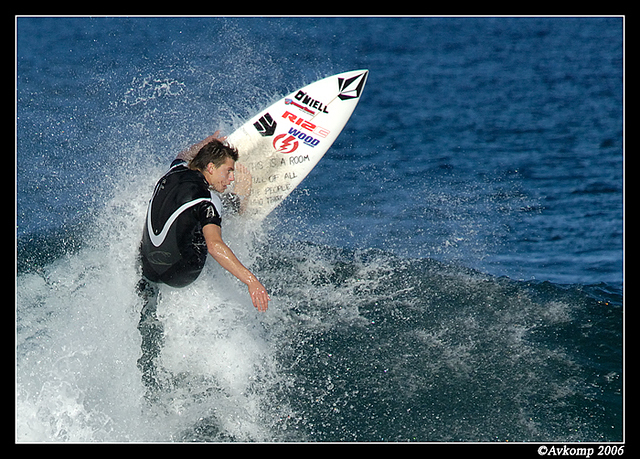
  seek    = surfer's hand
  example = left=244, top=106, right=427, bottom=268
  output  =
left=208, top=130, right=227, bottom=142
left=247, top=279, right=270, bottom=312
left=234, top=163, right=252, bottom=198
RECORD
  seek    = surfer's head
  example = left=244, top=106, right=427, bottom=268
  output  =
left=189, top=139, right=239, bottom=192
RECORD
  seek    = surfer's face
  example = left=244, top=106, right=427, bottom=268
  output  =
left=205, top=157, right=235, bottom=193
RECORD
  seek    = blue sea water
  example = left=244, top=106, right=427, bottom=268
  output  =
left=16, top=17, right=623, bottom=442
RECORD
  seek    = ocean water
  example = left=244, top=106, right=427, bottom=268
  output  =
left=16, top=17, right=623, bottom=442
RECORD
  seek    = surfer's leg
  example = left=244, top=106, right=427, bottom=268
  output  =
left=136, top=277, right=163, bottom=397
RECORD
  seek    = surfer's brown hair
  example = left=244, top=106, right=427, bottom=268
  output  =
left=189, top=139, right=239, bottom=171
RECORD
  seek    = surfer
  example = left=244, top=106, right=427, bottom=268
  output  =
left=139, top=131, right=269, bottom=308
left=136, top=132, right=269, bottom=393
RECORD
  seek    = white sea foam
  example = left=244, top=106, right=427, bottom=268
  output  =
left=16, top=164, right=288, bottom=442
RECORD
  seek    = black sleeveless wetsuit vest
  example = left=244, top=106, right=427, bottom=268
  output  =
left=140, top=160, right=222, bottom=288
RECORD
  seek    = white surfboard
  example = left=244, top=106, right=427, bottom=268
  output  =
left=225, top=69, right=369, bottom=222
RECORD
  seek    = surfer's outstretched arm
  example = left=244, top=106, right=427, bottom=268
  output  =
left=175, top=130, right=226, bottom=162
left=203, top=223, right=270, bottom=312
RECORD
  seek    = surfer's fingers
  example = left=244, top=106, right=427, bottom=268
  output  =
left=211, top=130, right=227, bottom=141
left=249, top=286, right=269, bottom=312
left=260, top=293, right=270, bottom=312
left=252, top=294, right=268, bottom=312
left=236, top=163, right=251, bottom=178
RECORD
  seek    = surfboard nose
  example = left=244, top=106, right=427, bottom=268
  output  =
left=337, top=70, right=369, bottom=101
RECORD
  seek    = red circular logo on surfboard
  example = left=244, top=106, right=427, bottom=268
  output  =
left=273, top=134, right=299, bottom=154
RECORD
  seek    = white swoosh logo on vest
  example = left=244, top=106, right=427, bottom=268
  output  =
left=147, top=197, right=212, bottom=248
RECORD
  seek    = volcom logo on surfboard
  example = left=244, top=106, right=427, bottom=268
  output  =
left=337, top=72, right=367, bottom=101
left=254, top=112, right=277, bottom=136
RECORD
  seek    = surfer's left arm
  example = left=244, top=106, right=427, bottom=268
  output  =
left=175, top=130, right=226, bottom=162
